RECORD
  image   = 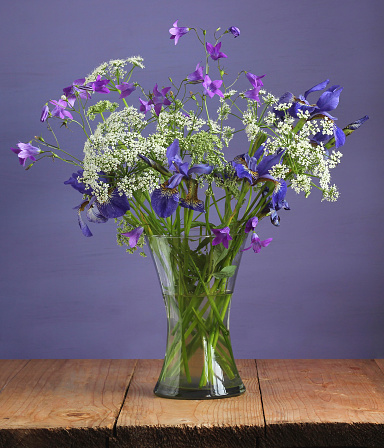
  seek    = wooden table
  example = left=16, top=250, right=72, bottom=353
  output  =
left=0, top=360, right=383, bottom=448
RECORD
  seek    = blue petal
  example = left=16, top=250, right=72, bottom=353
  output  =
left=244, top=154, right=258, bottom=172
left=272, top=180, right=288, bottom=210
left=316, top=87, right=343, bottom=112
left=187, top=164, right=213, bottom=175
left=232, top=162, right=253, bottom=184
left=87, top=204, right=108, bottom=223
left=304, top=79, right=329, bottom=99
left=151, top=185, right=179, bottom=218
left=179, top=197, right=205, bottom=213
left=270, top=210, right=280, bottom=227
left=64, top=169, right=92, bottom=194
left=254, top=145, right=265, bottom=161
left=96, top=189, right=130, bottom=218
left=178, top=162, right=190, bottom=177
left=334, top=125, right=346, bottom=148
left=256, top=151, right=285, bottom=177
left=168, top=173, right=185, bottom=188
left=74, top=203, right=93, bottom=237
left=166, top=139, right=180, bottom=167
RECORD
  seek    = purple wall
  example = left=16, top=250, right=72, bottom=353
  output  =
left=1, top=0, right=383, bottom=359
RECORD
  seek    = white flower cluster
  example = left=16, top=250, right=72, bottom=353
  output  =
left=268, top=163, right=290, bottom=180
left=82, top=107, right=166, bottom=202
left=262, top=111, right=343, bottom=201
left=217, top=101, right=231, bottom=121
left=85, top=56, right=145, bottom=83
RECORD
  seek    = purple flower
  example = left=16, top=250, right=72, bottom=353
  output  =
left=151, top=84, right=171, bottom=116
left=40, top=104, right=49, bottom=122
left=242, top=233, right=273, bottom=253
left=89, top=75, right=110, bottom=94
left=187, top=63, right=204, bottom=83
left=228, top=26, right=240, bottom=38
left=169, top=20, right=189, bottom=45
left=121, top=227, right=144, bottom=248
left=244, top=72, right=265, bottom=101
left=11, top=142, right=41, bottom=167
left=116, top=82, right=136, bottom=99
left=206, top=42, right=228, bottom=61
left=245, top=216, right=258, bottom=233
left=63, top=78, right=92, bottom=106
left=212, top=227, right=232, bottom=249
left=203, top=75, right=224, bottom=99
left=139, top=97, right=153, bottom=114
left=49, top=99, right=73, bottom=120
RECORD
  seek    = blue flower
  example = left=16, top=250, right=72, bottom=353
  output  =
left=263, top=179, right=290, bottom=227
left=151, top=139, right=213, bottom=218
left=64, top=170, right=130, bottom=236
left=232, top=147, right=285, bottom=185
left=275, top=80, right=346, bottom=147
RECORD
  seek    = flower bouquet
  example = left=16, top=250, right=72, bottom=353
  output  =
left=11, top=21, right=368, bottom=399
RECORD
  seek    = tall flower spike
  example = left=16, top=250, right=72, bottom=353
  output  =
left=169, top=20, right=189, bottom=45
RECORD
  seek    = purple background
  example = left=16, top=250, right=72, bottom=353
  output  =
left=1, top=0, right=383, bottom=359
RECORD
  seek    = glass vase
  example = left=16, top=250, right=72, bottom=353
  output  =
left=146, top=230, right=247, bottom=399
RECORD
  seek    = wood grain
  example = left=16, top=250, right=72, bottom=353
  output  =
left=375, top=359, right=384, bottom=375
left=0, top=360, right=29, bottom=393
left=0, top=359, right=136, bottom=448
left=114, top=359, right=263, bottom=448
left=257, top=359, right=384, bottom=447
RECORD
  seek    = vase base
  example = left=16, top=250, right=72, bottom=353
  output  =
left=153, top=382, right=246, bottom=400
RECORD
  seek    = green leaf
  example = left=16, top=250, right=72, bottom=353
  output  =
left=212, top=265, right=237, bottom=279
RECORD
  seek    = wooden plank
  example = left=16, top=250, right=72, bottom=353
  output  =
left=375, top=359, right=384, bottom=374
left=257, top=359, right=384, bottom=447
left=114, top=359, right=263, bottom=448
left=0, top=359, right=136, bottom=448
left=0, top=360, right=29, bottom=393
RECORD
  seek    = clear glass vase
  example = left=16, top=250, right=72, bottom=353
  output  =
left=146, top=230, right=247, bottom=399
